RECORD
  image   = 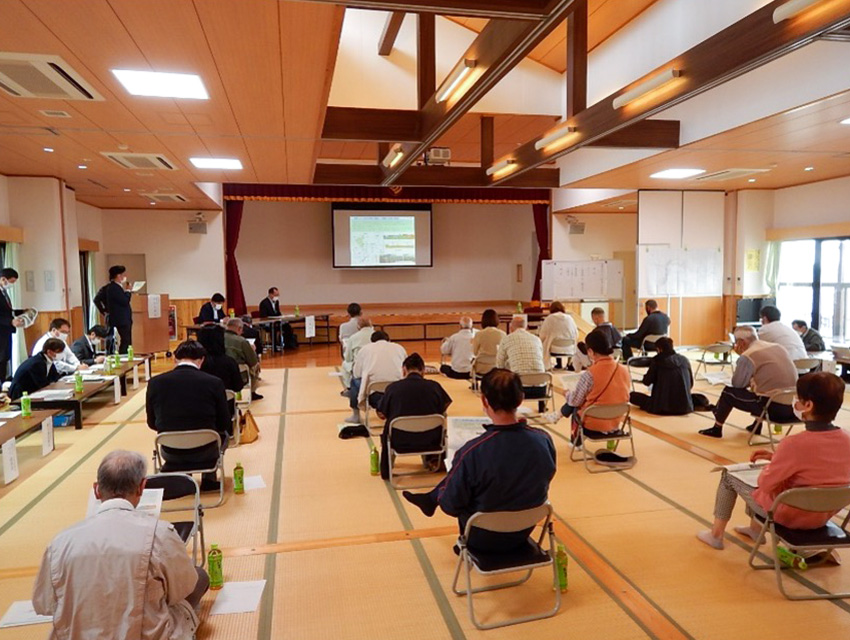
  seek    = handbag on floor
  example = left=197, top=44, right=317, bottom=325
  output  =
left=240, top=410, right=260, bottom=444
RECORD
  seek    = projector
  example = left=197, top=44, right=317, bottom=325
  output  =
left=424, top=147, right=451, bottom=165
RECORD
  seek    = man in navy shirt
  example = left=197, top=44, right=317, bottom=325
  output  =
left=404, top=368, right=556, bottom=552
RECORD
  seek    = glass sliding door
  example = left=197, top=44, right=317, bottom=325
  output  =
left=775, top=240, right=816, bottom=325
left=819, top=239, right=850, bottom=343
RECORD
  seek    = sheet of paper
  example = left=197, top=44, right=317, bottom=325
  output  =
left=86, top=488, right=163, bottom=519
left=0, top=411, right=21, bottom=419
left=446, top=417, right=491, bottom=472
left=30, top=389, right=73, bottom=400
left=702, top=371, right=733, bottom=386
left=0, top=601, right=52, bottom=628
left=209, top=580, right=267, bottom=616
left=728, top=467, right=763, bottom=488
left=131, top=280, right=146, bottom=293
left=41, top=416, right=54, bottom=456
left=327, top=371, right=343, bottom=377
left=305, top=315, right=316, bottom=339
left=148, top=293, right=161, bottom=318
left=243, top=475, right=266, bottom=491
left=2, top=439, right=19, bottom=484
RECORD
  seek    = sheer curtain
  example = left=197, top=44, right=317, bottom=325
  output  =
left=5, top=243, right=27, bottom=371
left=87, top=252, right=100, bottom=328
left=764, top=241, right=782, bottom=296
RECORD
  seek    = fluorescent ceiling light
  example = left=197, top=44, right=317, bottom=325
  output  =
left=43, top=147, right=53, bottom=152
left=773, top=0, right=824, bottom=23
left=112, top=69, right=209, bottom=99
left=190, top=157, right=243, bottom=170
left=650, top=168, right=705, bottom=179
left=486, top=158, right=516, bottom=177
left=613, top=69, right=681, bottom=110
left=534, top=125, right=578, bottom=151
left=436, top=59, right=477, bottom=103
left=382, top=143, right=404, bottom=168
left=78, top=164, right=87, bottom=169
left=804, top=166, right=814, bottom=171
left=841, top=117, right=850, bottom=125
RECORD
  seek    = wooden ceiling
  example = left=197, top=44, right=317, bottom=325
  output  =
left=446, top=0, right=660, bottom=73
left=566, top=89, right=850, bottom=192
left=0, top=0, right=343, bottom=209
left=557, top=192, right=638, bottom=214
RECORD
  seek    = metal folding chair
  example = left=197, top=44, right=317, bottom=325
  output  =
left=638, top=333, right=666, bottom=356
left=548, top=337, right=575, bottom=370
left=569, top=403, right=636, bottom=473
left=470, top=356, right=495, bottom=392
left=153, top=429, right=225, bottom=509
left=626, top=356, right=652, bottom=391
left=748, top=486, right=850, bottom=600
left=387, top=414, right=447, bottom=489
left=747, top=387, right=802, bottom=450
left=694, top=342, right=734, bottom=378
left=793, top=358, right=821, bottom=375
left=363, top=379, right=393, bottom=430
left=451, top=502, right=561, bottom=630
left=144, top=473, right=206, bottom=567
left=518, top=372, right=555, bottom=415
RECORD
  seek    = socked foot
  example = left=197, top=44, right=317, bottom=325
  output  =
left=697, top=530, right=724, bottom=550
left=698, top=426, right=723, bottom=438
left=402, top=490, right=437, bottom=517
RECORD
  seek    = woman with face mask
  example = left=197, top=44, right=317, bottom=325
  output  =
left=198, top=293, right=226, bottom=324
left=697, top=371, right=850, bottom=556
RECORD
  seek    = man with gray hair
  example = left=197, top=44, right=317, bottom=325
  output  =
left=33, top=450, right=208, bottom=639
left=224, top=317, right=263, bottom=400
left=341, top=315, right=374, bottom=391
left=496, top=316, right=547, bottom=411
left=439, top=316, right=474, bottom=379
left=699, top=326, right=798, bottom=438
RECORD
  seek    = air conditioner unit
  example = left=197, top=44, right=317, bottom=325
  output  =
left=695, top=168, right=770, bottom=182
left=101, top=152, right=177, bottom=171
left=424, top=147, right=451, bottom=165
left=0, top=53, right=103, bottom=101
left=141, top=192, right=188, bottom=203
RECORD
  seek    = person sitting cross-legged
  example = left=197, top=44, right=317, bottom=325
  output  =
left=439, top=316, right=474, bottom=380
left=698, top=325, right=798, bottom=439
left=33, top=450, right=209, bottom=639
left=377, top=353, right=452, bottom=479
left=629, top=337, right=697, bottom=415
left=697, top=372, right=850, bottom=558
left=620, top=299, right=669, bottom=361
left=403, top=369, right=556, bottom=553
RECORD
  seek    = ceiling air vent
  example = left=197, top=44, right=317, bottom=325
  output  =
left=101, top=152, right=177, bottom=171
left=141, top=192, right=188, bottom=203
left=695, top=168, right=770, bottom=182
left=603, top=199, right=637, bottom=209
left=0, top=53, right=103, bottom=100
left=39, top=109, right=71, bottom=118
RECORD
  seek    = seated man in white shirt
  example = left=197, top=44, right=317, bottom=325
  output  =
left=341, top=316, right=374, bottom=391
left=31, top=317, right=87, bottom=375
left=33, top=450, right=208, bottom=639
left=497, top=315, right=547, bottom=411
left=439, top=316, right=474, bottom=380
left=345, top=331, right=407, bottom=424
left=758, top=305, right=807, bottom=361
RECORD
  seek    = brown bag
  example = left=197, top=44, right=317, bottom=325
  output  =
left=239, top=410, right=260, bottom=444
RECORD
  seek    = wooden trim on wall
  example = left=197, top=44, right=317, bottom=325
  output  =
left=766, top=222, right=850, bottom=242
left=0, top=225, right=24, bottom=243
left=78, top=238, right=100, bottom=252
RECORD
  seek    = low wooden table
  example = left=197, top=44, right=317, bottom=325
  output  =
left=0, top=409, right=61, bottom=484
left=29, top=375, right=122, bottom=430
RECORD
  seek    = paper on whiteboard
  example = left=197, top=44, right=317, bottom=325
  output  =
left=148, top=294, right=162, bottom=319
left=0, top=601, right=52, bottom=628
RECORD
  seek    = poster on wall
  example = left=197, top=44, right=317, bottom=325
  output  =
left=745, top=249, right=761, bottom=272
left=148, top=294, right=162, bottom=319
left=167, top=305, right=178, bottom=340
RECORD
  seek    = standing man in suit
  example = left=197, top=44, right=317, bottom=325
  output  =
left=71, top=325, right=109, bottom=366
left=0, top=268, right=24, bottom=382
left=10, top=337, right=64, bottom=400
left=146, top=340, right=231, bottom=491
left=94, top=265, right=134, bottom=355
left=621, top=299, right=670, bottom=360
left=258, top=287, right=281, bottom=318
left=198, top=293, right=226, bottom=324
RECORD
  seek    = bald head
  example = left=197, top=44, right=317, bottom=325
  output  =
left=459, top=316, right=473, bottom=330
left=96, top=450, right=147, bottom=504
left=510, top=316, right=527, bottom=332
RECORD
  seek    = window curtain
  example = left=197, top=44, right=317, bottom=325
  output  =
left=5, top=243, right=27, bottom=371
left=531, top=203, right=550, bottom=301
left=87, top=252, right=100, bottom=329
left=224, top=200, right=247, bottom=316
left=764, top=241, right=782, bottom=296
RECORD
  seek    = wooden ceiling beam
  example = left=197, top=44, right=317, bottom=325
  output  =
left=480, top=115, right=494, bottom=167
left=301, top=0, right=550, bottom=20
left=417, top=13, right=436, bottom=109
left=314, top=163, right=559, bottom=187
left=378, top=11, right=406, bottom=55
left=382, top=0, right=579, bottom=185
left=322, top=107, right=421, bottom=142
left=566, top=0, right=587, bottom=118
left=588, top=120, right=679, bottom=149
left=491, top=1, right=850, bottom=185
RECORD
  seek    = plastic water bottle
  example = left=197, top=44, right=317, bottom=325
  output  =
left=370, top=447, right=379, bottom=476
left=606, top=440, right=618, bottom=451
left=555, top=545, right=568, bottom=592
left=233, top=462, right=244, bottom=494
left=127, top=345, right=134, bottom=361
left=208, top=544, right=224, bottom=589
left=516, top=301, right=523, bottom=314
left=294, top=304, right=300, bottom=317
left=228, top=308, right=235, bottom=318
left=776, top=545, right=807, bottom=570
left=74, top=371, right=84, bottom=393
left=20, top=392, right=31, bottom=418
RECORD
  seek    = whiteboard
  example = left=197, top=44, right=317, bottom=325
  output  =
left=638, top=245, right=723, bottom=297
left=541, top=260, right=624, bottom=301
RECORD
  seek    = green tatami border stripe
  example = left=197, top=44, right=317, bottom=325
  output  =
left=257, top=369, right=289, bottom=640
left=0, top=403, right=146, bottom=538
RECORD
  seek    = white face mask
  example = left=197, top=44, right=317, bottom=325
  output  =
left=793, top=404, right=805, bottom=421
left=272, top=297, right=279, bottom=303
left=214, top=304, right=223, bottom=311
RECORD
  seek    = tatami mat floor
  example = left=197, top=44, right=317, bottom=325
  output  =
left=1, top=353, right=850, bottom=639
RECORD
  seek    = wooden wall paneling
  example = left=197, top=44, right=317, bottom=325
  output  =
left=0, top=226, right=24, bottom=244
left=678, top=296, right=725, bottom=346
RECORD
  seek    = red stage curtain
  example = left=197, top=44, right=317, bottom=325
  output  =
left=531, top=203, right=550, bottom=301
left=224, top=199, right=247, bottom=315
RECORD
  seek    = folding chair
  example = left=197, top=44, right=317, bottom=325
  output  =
left=451, top=502, right=560, bottom=630
left=548, top=337, right=575, bottom=371
left=238, top=363, right=250, bottom=388
left=470, top=356, right=495, bottom=392
left=144, top=473, right=206, bottom=567
left=638, top=333, right=666, bottom=356
left=747, top=387, right=802, bottom=450
left=363, top=379, right=393, bottom=430
left=793, top=358, right=821, bottom=375
left=153, top=430, right=225, bottom=508
left=387, top=414, right=447, bottom=489
left=627, top=356, right=652, bottom=391
left=748, top=485, right=850, bottom=600
left=694, top=342, right=734, bottom=378
left=569, top=403, right=636, bottom=473
left=612, top=347, right=623, bottom=363
left=518, top=372, right=555, bottom=415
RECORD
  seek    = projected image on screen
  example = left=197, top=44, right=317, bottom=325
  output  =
left=351, top=216, right=416, bottom=266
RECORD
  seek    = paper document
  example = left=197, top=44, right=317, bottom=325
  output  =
left=243, top=475, right=266, bottom=491
left=327, top=371, right=343, bottom=377
left=0, top=601, right=52, bottom=628
left=446, top=417, right=491, bottom=472
left=86, top=487, right=164, bottom=519
left=131, top=280, right=146, bottom=293
left=702, top=371, right=733, bottom=386
left=209, top=580, right=267, bottom=616
left=0, top=411, right=21, bottom=419
left=29, top=389, right=74, bottom=400
left=2, top=439, right=19, bottom=485
left=41, top=416, right=54, bottom=456
left=712, top=461, right=768, bottom=488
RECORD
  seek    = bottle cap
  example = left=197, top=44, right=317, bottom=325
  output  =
left=210, top=543, right=219, bottom=549
left=236, top=462, right=242, bottom=466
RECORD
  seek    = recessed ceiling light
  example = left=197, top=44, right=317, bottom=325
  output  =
left=805, top=166, right=814, bottom=171
left=650, top=168, right=705, bottom=179
left=78, top=164, right=87, bottom=169
left=748, top=178, right=757, bottom=183
left=123, top=188, right=131, bottom=192
left=618, top=206, right=624, bottom=210
left=840, top=117, right=850, bottom=125
left=111, top=69, right=209, bottom=100
left=149, top=202, right=156, bottom=206
left=190, top=157, right=243, bottom=170
left=43, top=147, right=53, bottom=153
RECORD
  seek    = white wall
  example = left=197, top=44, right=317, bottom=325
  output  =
left=101, top=209, right=225, bottom=299
left=773, top=175, right=850, bottom=228
left=736, top=190, right=775, bottom=296
left=236, top=201, right=536, bottom=305
left=551, top=213, right=636, bottom=261
left=77, top=201, right=106, bottom=285
left=61, top=187, right=83, bottom=308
